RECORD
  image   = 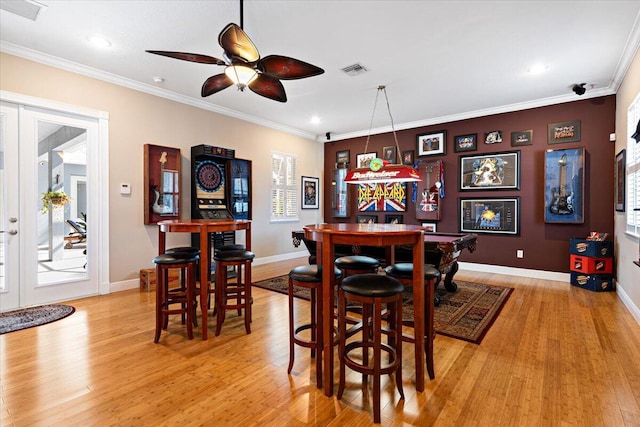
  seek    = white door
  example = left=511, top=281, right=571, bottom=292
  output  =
left=0, top=100, right=105, bottom=310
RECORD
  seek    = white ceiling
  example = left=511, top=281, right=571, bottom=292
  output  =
left=2, top=1, right=639, bottom=142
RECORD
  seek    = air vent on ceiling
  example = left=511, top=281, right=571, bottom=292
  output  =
left=0, top=0, right=47, bottom=21
left=341, top=63, right=368, bottom=77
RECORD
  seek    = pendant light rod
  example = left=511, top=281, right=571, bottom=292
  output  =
left=240, top=0, right=244, bottom=29
left=363, top=85, right=401, bottom=161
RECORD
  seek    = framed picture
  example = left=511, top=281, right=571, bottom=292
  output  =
left=356, top=214, right=378, bottom=224
left=336, top=149, right=350, bottom=165
left=422, top=222, right=437, bottom=233
left=382, top=146, right=397, bottom=163
left=544, top=147, right=584, bottom=223
left=401, top=150, right=415, bottom=165
left=511, top=129, right=533, bottom=146
left=356, top=152, right=377, bottom=168
left=459, top=197, right=520, bottom=235
left=485, top=130, right=503, bottom=144
left=301, top=176, right=319, bottom=209
left=385, top=214, right=403, bottom=224
left=358, top=182, right=406, bottom=212
left=454, top=134, right=477, bottom=152
left=417, top=130, right=446, bottom=156
left=144, top=144, right=181, bottom=225
left=459, top=150, right=520, bottom=191
left=548, top=120, right=581, bottom=144
left=615, top=149, right=626, bottom=212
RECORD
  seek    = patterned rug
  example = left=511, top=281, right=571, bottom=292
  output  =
left=0, top=304, right=75, bottom=334
left=253, top=275, right=512, bottom=344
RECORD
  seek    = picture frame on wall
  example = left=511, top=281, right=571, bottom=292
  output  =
left=356, top=214, right=378, bottom=224
left=615, top=149, right=626, bottom=212
left=301, top=176, right=319, bottom=209
left=485, top=130, right=503, bottom=144
left=459, top=197, right=520, bottom=235
left=544, top=147, right=584, bottom=223
left=401, top=150, right=414, bottom=165
left=385, top=214, right=403, bottom=224
left=336, top=149, right=350, bottom=165
left=548, top=120, right=581, bottom=144
left=454, top=134, right=477, bottom=152
left=417, top=130, right=446, bottom=156
left=356, top=152, right=377, bottom=168
left=422, top=223, right=437, bottom=232
left=511, top=129, right=533, bottom=146
left=382, top=146, right=397, bottom=163
left=144, top=144, right=181, bottom=225
left=459, top=150, right=520, bottom=191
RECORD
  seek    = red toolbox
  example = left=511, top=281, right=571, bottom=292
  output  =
left=570, top=254, right=613, bottom=274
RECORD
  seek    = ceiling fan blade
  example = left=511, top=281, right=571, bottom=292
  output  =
left=248, top=74, right=287, bottom=102
left=201, top=74, right=234, bottom=97
left=146, top=50, right=226, bottom=65
left=218, top=23, right=260, bottom=63
left=259, top=55, right=324, bottom=80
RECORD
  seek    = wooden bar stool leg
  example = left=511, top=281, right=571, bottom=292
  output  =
left=244, top=261, right=252, bottom=334
left=154, top=264, right=164, bottom=343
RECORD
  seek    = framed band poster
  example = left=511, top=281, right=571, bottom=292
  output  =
left=144, top=144, right=181, bottom=225
left=544, top=147, right=584, bottom=223
left=459, top=197, right=520, bottom=235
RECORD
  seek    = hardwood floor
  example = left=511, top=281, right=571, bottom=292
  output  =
left=2, top=258, right=640, bottom=426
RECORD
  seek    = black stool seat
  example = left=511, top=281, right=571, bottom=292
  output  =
left=288, top=264, right=343, bottom=283
left=214, top=250, right=255, bottom=262
left=341, top=273, right=403, bottom=297
left=217, top=244, right=246, bottom=252
left=153, top=253, right=199, bottom=265
left=384, top=263, right=441, bottom=281
left=165, top=246, right=200, bottom=256
left=335, top=255, right=380, bottom=271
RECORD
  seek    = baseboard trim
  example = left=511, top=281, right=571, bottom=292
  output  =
left=616, top=281, right=640, bottom=326
left=458, top=262, right=570, bottom=282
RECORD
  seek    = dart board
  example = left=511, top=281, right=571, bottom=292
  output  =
left=195, top=160, right=224, bottom=193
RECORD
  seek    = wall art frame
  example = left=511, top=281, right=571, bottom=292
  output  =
left=336, top=149, right=350, bottom=165
left=356, top=152, right=377, bottom=168
left=422, top=222, right=437, bottom=233
left=454, top=133, right=477, bottom=152
left=301, top=176, right=319, bottom=209
left=511, top=129, right=533, bottom=146
left=385, top=214, right=403, bottom=224
left=548, top=120, right=581, bottom=144
left=401, top=150, right=415, bottom=165
left=544, top=147, right=584, bottom=223
left=459, top=150, right=520, bottom=191
left=459, top=196, right=520, bottom=235
left=615, top=149, right=626, bottom=212
left=417, top=130, right=446, bottom=156
left=485, top=130, right=503, bottom=144
left=144, top=144, right=181, bottom=225
left=382, top=146, right=397, bottom=163
left=356, top=214, right=378, bottom=224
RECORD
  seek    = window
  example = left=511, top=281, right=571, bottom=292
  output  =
left=626, top=91, right=640, bottom=236
left=271, top=152, right=298, bottom=221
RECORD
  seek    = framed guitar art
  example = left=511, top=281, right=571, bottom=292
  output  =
left=144, top=144, right=181, bottom=225
left=544, top=147, right=584, bottom=223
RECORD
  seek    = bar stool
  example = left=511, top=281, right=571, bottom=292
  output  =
left=153, top=253, right=199, bottom=343
left=383, top=263, right=441, bottom=379
left=213, top=249, right=255, bottom=336
left=335, top=255, right=380, bottom=277
left=337, top=273, right=405, bottom=424
left=287, top=264, right=343, bottom=388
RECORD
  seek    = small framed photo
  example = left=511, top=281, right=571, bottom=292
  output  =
left=615, top=149, right=626, bottom=212
left=548, top=120, right=581, bottom=144
left=511, top=130, right=533, bottom=146
left=401, top=150, right=415, bottom=165
left=382, top=146, right=397, bottom=163
left=417, top=130, right=446, bottom=156
left=356, top=152, right=377, bottom=168
left=454, top=134, right=477, bottom=152
left=485, top=130, right=503, bottom=144
left=422, top=222, right=437, bottom=233
left=356, top=214, right=378, bottom=224
left=301, top=176, right=319, bottom=209
left=336, top=149, right=350, bottom=165
left=385, top=214, right=403, bottom=224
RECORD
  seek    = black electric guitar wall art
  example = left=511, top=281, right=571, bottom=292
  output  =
left=549, top=153, right=574, bottom=215
left=152, top=152, right=174, bottom=215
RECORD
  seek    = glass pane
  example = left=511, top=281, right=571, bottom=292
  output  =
left=37, top=121, right=88, bottom=285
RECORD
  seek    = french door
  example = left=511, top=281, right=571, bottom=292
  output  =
left=0, top=97, right=108, bottom=311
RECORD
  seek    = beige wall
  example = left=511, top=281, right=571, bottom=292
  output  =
left=0, top=53, right=320, bottom=284
left=615, top=47, right=640, bottom=317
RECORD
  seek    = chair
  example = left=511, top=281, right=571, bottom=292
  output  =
left=335, top=255, right=380, bottom=277
left=64, top=219, right=87, bottom=249
left=213, top=249, right=255, bottom=336
left=287, top=264, right=342, bottom=388
left=337, top=273, right=405, bottom=424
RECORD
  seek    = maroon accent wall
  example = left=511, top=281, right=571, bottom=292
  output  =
left=323, top=96, right=616, bottom=273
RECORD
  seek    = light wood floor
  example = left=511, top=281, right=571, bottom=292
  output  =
left=2, top=258, right=640, bottom=426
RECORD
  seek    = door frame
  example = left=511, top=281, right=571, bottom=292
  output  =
left=1, top=90, right=110, bottom=301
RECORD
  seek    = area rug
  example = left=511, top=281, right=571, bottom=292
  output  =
left=253, top=275, right=512, bottom=344
left=0, top=304, right=75, bottom=334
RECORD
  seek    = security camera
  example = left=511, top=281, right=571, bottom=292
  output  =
left=326, top=132, right=331, bottom=141
left=572, top=83, right=586, bottom=96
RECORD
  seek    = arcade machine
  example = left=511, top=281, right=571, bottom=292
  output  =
left=190, top=144, right=252, bottom=279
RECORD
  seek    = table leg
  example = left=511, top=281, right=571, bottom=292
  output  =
left=413, top=235, right=426, bottom=392
left=320, top=239, right=335, bottom=397
left=200, top=228, right=209, bottom=340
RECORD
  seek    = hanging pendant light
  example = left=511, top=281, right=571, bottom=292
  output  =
left=344, top=85, right=421, bottom=184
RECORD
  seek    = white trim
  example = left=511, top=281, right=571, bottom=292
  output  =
left=616, top=280, right=640, bottom=326
left=0, top=90, right=108, bottom=120
left=458, top=262, right=569, bottom=282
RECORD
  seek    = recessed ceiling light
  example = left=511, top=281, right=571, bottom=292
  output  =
left=89, top=35, right=111, bottom=48
left=528, top=64, right=548, bottom=75
left=310, top=115, right=321, bottom=125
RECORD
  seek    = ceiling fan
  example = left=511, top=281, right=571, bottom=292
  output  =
left=146, top=0, right=324, bottom=102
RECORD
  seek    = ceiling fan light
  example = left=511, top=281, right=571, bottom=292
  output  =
left=225, top=65, right=258, bottom=89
